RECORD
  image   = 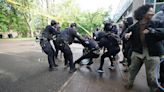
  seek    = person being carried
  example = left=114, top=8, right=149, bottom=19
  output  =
left=74, top=35, right=100, bottom=68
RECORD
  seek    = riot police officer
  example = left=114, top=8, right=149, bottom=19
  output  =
left=96, top=32, right=120, bottom=73
left=56, top=23, right=85, bottom=73
left=40, top=20, right=60, bottom=71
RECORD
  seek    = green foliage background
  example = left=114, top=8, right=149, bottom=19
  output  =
left=0, top=0, right=111, bottom=37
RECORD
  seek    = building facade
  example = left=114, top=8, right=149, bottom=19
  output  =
left=113, top=0, right=164, bottom=22
left=145, top=0, right=164, bottom=12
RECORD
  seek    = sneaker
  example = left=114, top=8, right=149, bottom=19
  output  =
left=108, top=66, right=115, bottom=70
left=54, top=64, right=58, bottom=67
left=119, top=60, right=125, bottom=63
left=97, top=69, right=104, bottom=73
left=122, top=62, right=128, bottom=66
left=69, top=68, right=77, bottom=73
left=64, top=64, right=69, bottom=69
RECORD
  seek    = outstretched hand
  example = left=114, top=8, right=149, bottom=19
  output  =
left=143, top=29, right=150, bottom=34
left=125, top=32, right=132, bottom=39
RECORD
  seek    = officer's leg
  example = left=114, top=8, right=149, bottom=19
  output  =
left=74, top=52, right=92, bottom=64
left=48, top=48, right=58, bottom=69
left=87, top=58, right=93, bottom=65
left=145, top=56, right=160, bottom=92
left=87, top=53, right=98, bottom=65
left=55, top=48, right=59, bottom=58
left=106, top=52, right=116, bottom=70
left=108, top=56, right=114, bottom=66
left=108, top=48, right=120, bottom=67
left=64, top=53, right=68, bottom=66
left=52, top=49, right=58, bottom=67
left=106, top=50, right=113, bottom=66
left=47, top=54, right=54, bottom=68
left=86, top=52, right=99, bottom=66
left=42, top=41, right=56, bottom=71
left=98, top=52, right=109, bottom=71
left=63, top=44, right=76, bottom=72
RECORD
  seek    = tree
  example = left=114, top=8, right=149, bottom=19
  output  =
left=77, top=9, right=107, bottom=35
left=0, top=0, right=17, bottom=32
left=0, top=0, right=112, bottom=37
left=0, top=0, right=29, bottom=37
left=50, top=0, right=107, bottom=36
left=14, top=0, right=35, bottom=37
left=50, top=0, right=80, bottom=29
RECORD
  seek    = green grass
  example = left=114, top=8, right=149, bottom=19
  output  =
left=0, top=37, right=35, bottom=41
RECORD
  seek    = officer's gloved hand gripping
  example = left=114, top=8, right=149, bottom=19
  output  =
left=73, top=30, right=87, bottom=46
left=52, top=35, right=57, bottom=41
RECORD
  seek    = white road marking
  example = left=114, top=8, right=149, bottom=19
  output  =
left=57, top=71, right=77, bottom=92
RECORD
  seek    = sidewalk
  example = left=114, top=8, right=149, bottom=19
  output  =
left=58, top=58, right=149, bottom=92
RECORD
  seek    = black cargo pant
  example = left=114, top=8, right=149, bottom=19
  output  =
left=98, top=47, right=120, bottom=70
left=56, top=40, right=75, bottom=70
left=40, top=40, right=57, bottom=68
left=74, top=49, right=100, bottom=64
left=123, top=40, right=132, bottom=66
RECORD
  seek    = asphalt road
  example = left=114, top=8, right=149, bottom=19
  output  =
left=0, top=40, right=83, bottom=92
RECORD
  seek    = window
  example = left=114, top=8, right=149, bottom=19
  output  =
left=155, top=4, right=164, bottom=12
left=156, top=0, right=164, bottom=2
left=145, top=0, right=154, bottom=3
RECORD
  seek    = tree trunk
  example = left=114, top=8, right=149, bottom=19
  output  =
left=29, top=20, right=34, bottom=37
left=23, top=14, right=34, bottom=37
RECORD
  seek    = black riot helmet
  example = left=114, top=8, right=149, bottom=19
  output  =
left=96, top=31, right=106, bottom=41
left=70, top=23, right=77, bottom=28
left=51, top=20, right=57, bottom=26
